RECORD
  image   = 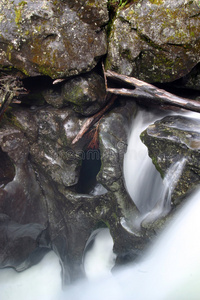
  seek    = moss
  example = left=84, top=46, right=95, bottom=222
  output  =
left=148, top=0, right=163, bottom=4
left=14, top=1, right=27, bottom=26
left=101, top=220, right=111, bottom=229
left=111, top=212, right=119, bottom=222
left=14, top=8, right=22, bottom=25
left=151, top=155, right=164, bottom=178
left=35, top=26, right=42, bottom=33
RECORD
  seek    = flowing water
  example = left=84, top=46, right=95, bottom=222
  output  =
left=124, top=108, right=167, bottom=214
left=1, top=107, right=200, bottom=299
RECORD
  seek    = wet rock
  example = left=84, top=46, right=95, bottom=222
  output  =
left=0, top=120, right=49, bottom=271
left=180, top=63, right=200, bottom=91
left=0, top=102, right=150, bottom=284
left=106, top=0, right=200, bottom=82
left=0, top=149, right=15, bottom=188
left=0, top=0, right=108, bottom=78
left=141, top=114, right=200, bottom=205
left=0, top=218, right=49, bottom=271
left=43, top=71, right=107, bottom=116
left=61, top=72, right=107, bottom=116
left=98, top=101, right=136, bottom=191
left=30, top=106, right=82, bottom=187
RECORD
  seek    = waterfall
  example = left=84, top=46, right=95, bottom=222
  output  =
left=1, top=108, right=200, bottom=300
left=83, top=228, right=116, bottom=280
left=61, top=187, right=200, bottom=300
left=141, top=157, right=187, bottom=226
left=123, top=109, right=167, bottom=214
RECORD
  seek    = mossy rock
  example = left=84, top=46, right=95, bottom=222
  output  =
left=61, top=72, right=107, bottom=116
left=141, top=114, right=200, bottom=205
left=0, top=0, right=108, bottom=78
left=106, top=0, right=200, bottom=82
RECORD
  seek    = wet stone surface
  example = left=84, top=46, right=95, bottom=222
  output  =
left=141, top=114, right=200, bottom=205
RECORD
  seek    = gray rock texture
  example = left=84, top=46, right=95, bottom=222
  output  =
left=0, top=102, right=149, bottom=283
left=0, top=0, right=108, bottom=78
left=106, top=0, right=200, bottom=82
left=141, top=114, right=200, bottom=205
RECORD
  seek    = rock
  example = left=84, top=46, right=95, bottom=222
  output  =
left=0, top=219, right=50, bottom=271
left=42, top=88, right=64, bottom=109
left=141, top=114, right=200, bottom=205
left=180, top=62, right=200, bottom=91
left=0, top=0, right=108, bottom=78
left=0, top=101, right=150, bottom=284
left=30, top=106, right=82, bottom=187
left=106, top=0, right=200, bottom=82
left=0, top=120, right=49, bottom=271
left=98, top=101, right=136, bottom=191
left=61, top=72, right=107, bottom=116
left=43, top=71, right=107, bottom=116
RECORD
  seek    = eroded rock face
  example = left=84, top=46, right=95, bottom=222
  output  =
left=180, top=63, right=200, bottom=91
left=0, top=121, right=49, bottom=270
left=106, top=0, right=200, bottom=82
left=0, top=0, right=108, bottom=78
left=29, top=106, right=82, bottom=187
left=141, top=114, right=200, bottom=205
left=0, top=101, right=149, bottom=283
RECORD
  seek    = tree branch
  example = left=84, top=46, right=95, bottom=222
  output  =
left=106, top=70, right=200, bottom=113
left=72, top=95, right=117, bottom=145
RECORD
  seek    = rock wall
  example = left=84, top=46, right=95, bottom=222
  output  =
left=0, top=0, right=200, bottom=83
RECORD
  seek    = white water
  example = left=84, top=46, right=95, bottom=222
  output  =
left=124, top=109, right=167, bottom=214
left=0, top=251, right=62, bottom=300
left=62, top=187, right=200, bottom=300
left=1, top=108, right=200, bottom=299
left=83, top=228, right=116, bottom=280
left=1, top=188, right=200, bottom=300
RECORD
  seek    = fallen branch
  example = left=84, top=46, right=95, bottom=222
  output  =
left=106, top=70, right=200, bottom=113
left=72, top=95, right=117, bottom=145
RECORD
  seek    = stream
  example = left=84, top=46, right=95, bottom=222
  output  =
left=0, top=107, right=200, bottom=300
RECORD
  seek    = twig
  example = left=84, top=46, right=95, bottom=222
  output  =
left=72, top=95, right=117, bottom=144
left=102, top=61, right=108, bottom=90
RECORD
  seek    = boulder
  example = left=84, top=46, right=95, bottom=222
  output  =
left=61, top=72, right=107, bottom=116
left=0, top=0, right=108, bottom=78
left=43, top=72, right=107, bottom=116
left=141, top=114, right=200, bottom=205
left=106, top=0, right=200, bottom=82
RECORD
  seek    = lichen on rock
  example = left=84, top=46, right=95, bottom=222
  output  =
left=0, top=0, right=108, bottom=78
left=106, top=0, right=200, bottom=82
